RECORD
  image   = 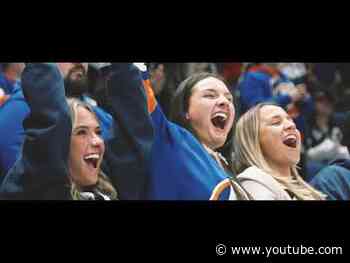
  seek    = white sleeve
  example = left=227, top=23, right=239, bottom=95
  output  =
left=133, top=63, right=147, bottom=72
left=307, top=138, right=339, bottom=162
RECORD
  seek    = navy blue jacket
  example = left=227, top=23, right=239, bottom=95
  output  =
left=0, top=88, right=30, bottom=179
left=310, top=159, right=350, bottom=200
left=0, top=63, right=153, bottom=200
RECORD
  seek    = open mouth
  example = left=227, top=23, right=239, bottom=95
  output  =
left=211, top=112, right=228, bottom=130
left=283, top=136, right=297, bottom=148
left=84, top=154, right=100, bottom=169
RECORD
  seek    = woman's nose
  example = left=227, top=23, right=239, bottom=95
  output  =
left=91, top=134, right=104, bottom=147
left=285, top=118, right=297, bottom=130
left=217, top=95, right=231, bottom=107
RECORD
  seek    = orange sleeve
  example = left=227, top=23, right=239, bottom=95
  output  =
left=142, top=79, right=157, bottom=114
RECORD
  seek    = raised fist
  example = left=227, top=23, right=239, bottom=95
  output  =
left=88, top=63, right=112, bottom=70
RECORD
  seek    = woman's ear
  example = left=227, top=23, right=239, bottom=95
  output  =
left=185, top=112, right=190, bottom=120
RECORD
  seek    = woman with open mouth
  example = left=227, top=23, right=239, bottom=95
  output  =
left=64, top=98, right=116, bottom=200
left=140, top=69, right=251, bottom=200
left=0, top=63, right=153, bottom=200
left=230, top=102, right=326, bottom=200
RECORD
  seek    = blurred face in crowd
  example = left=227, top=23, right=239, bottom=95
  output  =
left=186, top=77, right=235, bottom=150
left=2, top=63, right=25, bottom=82
left=12, top=63, right=25, bottom=78
left=150, top=64, right=165, bottom=95
left=259, top=105, right=301, bottom=171
left=57, top=63, right=89, bottom=97
left=68, top=104, right=105, bottom=188
left=315, top=96, right=333, bottom=117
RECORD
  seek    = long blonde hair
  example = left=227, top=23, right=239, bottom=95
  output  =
left=234, top=103, right=325, bottom=200
left=67, top=98, right=118, bottom=200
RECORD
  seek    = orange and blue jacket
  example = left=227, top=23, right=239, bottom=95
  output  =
left=141, top=70, right=230, bottom=200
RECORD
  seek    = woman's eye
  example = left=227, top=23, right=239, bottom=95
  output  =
left=95, top=130, right=102, bottom=136
left=76, top=130, right=87, bottom=136
left=271, top=120, right=281, bottom=126
left=204, top=94, right=216, bottom=99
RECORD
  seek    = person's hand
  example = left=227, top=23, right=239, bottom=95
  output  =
left=88, top=63, right=111, bottom=70
left=336, top=145, right=350, bottom=159
left=133, top=63, right=147, bottom=72
left=307, top=138, right=339, bottom=161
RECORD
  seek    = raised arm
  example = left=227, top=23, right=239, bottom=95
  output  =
left=0, top=63, right=71, bottom=199
left=98, top=63, right=154, bottom=200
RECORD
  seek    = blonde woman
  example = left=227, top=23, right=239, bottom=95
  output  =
left=66, top=98, right=117, bottom=200
left=232, top=103, right=325, bottom=200
left=0, top=63, right=153, bottom=200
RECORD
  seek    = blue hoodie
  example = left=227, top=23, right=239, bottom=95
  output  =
left=310, top=159, right=350, bottom=200
left=0, top=81, right=29, bottom=180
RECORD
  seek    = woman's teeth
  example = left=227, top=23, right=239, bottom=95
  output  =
left=211, top=112, right=228, bottom=130
left=84, top=154, right=100, bottom=168
left=85, top=154, right=100, bottom=160
left=283, top=136, right=297, bottom=148
left=213, top=112, right=228, bottom=120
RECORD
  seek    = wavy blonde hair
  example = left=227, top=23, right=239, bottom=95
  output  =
left=234, top=103, right=325, bottom=200
left=67, top=98, right=118, bottom=200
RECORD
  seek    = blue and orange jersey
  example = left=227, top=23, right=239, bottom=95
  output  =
left=141, top=70, right=157, bottom=114
left=139, top=66, right=230, bottom=200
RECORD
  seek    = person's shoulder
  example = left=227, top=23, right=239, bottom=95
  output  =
left=245, top=71, right=271, bottom=81
left=311, top=162, right=350, bottom=200
left=237, top=166, right=285, bottom=191
left=0, top=89, right=28, bottom=116
left=237, top=166, right=268, bottom=180
left=237, top=166, right=282, bottom=200
left=315, top=163, right=350, bottom=183
left=322, top=163, right=350, bottom=175
left=237, top=166, right=276, bottom=189
left=10, top=88, right=25, bottom=100
left=3, top=89, right=27, bottom=106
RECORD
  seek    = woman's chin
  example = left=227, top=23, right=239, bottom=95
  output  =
left=288, top=156, right=300, bottom=166
left=208, top=132, right=227, bottom=149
